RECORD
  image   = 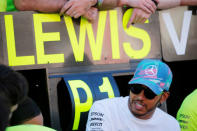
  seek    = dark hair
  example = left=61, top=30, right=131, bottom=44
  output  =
left=0, top=64, right=29, bottom=130
left=0, top=97, right=10, bottom=131
left=10, top=97, right=41, bottom=125
left=0, top=64, right=29, bottom=106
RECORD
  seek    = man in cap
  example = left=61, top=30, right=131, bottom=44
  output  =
left=86, top=59, right=180, bottom=131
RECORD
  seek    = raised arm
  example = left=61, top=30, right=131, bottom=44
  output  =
left=127, top=0, right=197, bottom=26
left=60, top=0, right=97, bottom=17
left=14, top=0, right=98, bottom=22
left=157, top=0, right=180, bottom=9
left=180, top=0, right=197, bottom=6
left=158, top=0, right=197, bottom=9
left=14, top=0, right=66, bottom=12
left=99, top=0, right=157, bottom=13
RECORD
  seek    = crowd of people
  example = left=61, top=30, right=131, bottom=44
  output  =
left=0, top=0, right=197, bottom=130
left=0, top=59, right=196, bottom=131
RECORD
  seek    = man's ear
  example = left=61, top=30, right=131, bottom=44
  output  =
left=160, top=92, right=170, bottom=104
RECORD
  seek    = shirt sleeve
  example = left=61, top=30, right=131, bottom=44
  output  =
left=86, top=101, right=112, bottom=131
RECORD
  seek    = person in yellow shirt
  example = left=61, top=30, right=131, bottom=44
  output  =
left=176, top=89, right=197, bottom=131
left=0, top=0, right=7, bottom=12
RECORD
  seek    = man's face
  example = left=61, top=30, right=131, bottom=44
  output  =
left=128, top=85, right=168, bottom=119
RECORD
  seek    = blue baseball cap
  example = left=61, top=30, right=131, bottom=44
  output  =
left=129, top=59, right=173, bottom=95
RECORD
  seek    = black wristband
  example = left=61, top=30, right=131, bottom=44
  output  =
left=152, top=0, right=158, bottom=6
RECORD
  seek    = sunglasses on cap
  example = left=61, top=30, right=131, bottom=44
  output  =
left=129, top=84, right=159, bottom=100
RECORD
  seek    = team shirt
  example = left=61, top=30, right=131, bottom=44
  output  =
left=177, top=89, right=197, bottom=131
left=86, top=96, right=180, bottom=131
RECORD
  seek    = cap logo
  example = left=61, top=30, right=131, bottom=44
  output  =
left=144, top=65, right=158, bottom=76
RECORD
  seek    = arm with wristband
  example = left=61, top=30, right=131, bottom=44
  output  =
left=14, top=0, right=98, bottom=22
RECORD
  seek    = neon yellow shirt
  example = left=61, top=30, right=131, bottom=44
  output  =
left=0, top=0, right=7, bottom=12
left=6, top=125, right=56, bottom=131
left=177, top=89, right=197, bottom=131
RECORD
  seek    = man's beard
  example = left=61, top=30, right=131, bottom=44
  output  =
left=129, top=97, right=161, bottom=118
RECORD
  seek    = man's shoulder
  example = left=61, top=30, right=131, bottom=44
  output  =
left=156, top=108, right=179, bottom=123
left=182, top=89, right=197, bottom=107
left=156, top=108, right=180, bottom=130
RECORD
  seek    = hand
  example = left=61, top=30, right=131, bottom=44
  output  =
left=60, top=0, right=97, bottom=18
left=127, top=8, right=151, bottom=27
left=83, top=7, right=98, bottom=22
left=126, top=0, right=158, bottom=14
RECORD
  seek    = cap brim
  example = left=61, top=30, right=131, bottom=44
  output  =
left=128, top=78, right=163, bottom=95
